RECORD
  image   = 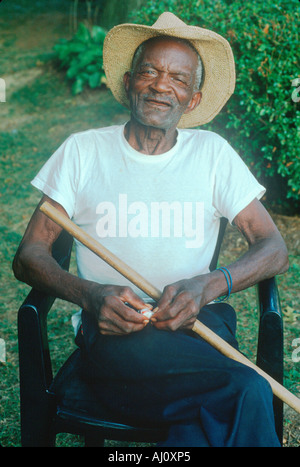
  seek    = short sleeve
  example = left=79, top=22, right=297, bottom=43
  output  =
left=31, top=135, right=80, bottom=218
left=213, top=141, right=266, bottom=224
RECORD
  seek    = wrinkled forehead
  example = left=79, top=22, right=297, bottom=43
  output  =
left=132, top=35, right=200, bottom=70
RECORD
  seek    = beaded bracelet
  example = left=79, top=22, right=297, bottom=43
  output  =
left=214, top=267, right=232, bottom=302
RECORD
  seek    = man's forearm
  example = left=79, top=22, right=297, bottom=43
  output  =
left=203, top=232, right=289, bottom=305
left=13, top=243, right=93, bottom=311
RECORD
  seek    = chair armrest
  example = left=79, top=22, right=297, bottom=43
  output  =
left=18, top=292, right=56, bottom=392
left=17, top=231, right=73, bottom=445
left=18, top=229, right=73, bottom=387
left=256, top=277, right=283, bottom=443
left=256, top=277, right=283, bottom=382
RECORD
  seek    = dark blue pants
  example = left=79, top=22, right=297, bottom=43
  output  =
left=78, top=303, right=280, bottom=447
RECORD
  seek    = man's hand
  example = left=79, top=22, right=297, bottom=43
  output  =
left=151, top=277, right=207, bottom=332
left=85, top=283, right=153, bottom=336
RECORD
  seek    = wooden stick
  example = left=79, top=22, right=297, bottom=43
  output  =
left=40, top=201, right=300, bottom=415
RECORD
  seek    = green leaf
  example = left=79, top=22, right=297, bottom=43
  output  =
left=72, top=78, right=84, bottom=95
left=91, top=26, right=107, bottom=43
left=88, top=72, right=101, bottom=88
left=75, top=23, right=91, bottom=43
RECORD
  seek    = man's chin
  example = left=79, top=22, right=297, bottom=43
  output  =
left=134, top=112, right=179, bottom=131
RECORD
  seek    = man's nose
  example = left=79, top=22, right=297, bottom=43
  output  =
left=150, top=72, right=170, bottom=92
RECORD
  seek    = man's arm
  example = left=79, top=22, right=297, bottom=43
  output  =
left=13, top=195, right=151, bottom=335
left=153, top=199, right=289, bottom=331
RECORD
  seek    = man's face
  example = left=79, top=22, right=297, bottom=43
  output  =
left=124, top=37, right=202, bottom=130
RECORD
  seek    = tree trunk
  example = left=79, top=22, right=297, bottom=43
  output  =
left=101, top=0, right=144, bottom=29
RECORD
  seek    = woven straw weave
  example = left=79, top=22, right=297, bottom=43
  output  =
left=103, top=12, right=235, bottom=127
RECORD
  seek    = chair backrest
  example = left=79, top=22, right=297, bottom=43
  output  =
left=209, top=217, right=228, bottom=271
left=51, top=229, right=73, bottom=270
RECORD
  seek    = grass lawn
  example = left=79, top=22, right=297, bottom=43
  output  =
left=0, top=0, right=299, bottom=447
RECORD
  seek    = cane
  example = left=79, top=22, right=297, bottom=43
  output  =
left=40, top=201, right=300, bottom=415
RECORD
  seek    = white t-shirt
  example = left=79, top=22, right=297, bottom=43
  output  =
left=31, top=124, right=265, bottom=309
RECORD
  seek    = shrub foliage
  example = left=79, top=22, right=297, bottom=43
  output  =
left=54, top=22, right=107, bottom=95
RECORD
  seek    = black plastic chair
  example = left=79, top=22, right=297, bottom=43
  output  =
left=17, top=220, right=284, bottom=446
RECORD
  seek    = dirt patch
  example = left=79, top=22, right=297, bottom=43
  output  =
left=3, top=68, right=43, bottom=91
left=272, top=213, right=300, bottom=256
left=283, top=398, right=300, bottom=446
left=13, top=12, right=71, bottom=50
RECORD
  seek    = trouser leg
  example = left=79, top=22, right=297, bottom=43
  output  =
left=78, top=303, right=280, bottom=447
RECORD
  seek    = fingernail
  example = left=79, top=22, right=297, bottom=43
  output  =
left=152, top=307, right=159, bottom=313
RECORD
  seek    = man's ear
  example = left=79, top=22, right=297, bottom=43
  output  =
left=123, top=72, right=131, bottom=98
left=184, top=91, right=202, bottom=114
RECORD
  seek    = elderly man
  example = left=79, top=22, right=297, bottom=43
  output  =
left=13, top=13, right=288, bottom=446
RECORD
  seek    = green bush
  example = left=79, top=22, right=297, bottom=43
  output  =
left=54, top=22, right=107, bottom=95
left=130, top=0, right=300, bottom=212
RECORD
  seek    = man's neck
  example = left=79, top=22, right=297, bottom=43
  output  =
left=124, top=119, right=178, bottom=155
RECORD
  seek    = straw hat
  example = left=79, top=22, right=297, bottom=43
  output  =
left=103, top=12, right=235, bottom=128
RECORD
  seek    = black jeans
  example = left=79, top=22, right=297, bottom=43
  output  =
left=77, top=303, right=280, bottom=447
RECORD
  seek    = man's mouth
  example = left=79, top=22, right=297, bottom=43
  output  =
left=145, top=98, right=172, bottom=108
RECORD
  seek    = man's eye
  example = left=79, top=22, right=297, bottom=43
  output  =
left=172, top=76, right=187, bottom=85
left=139, top=69, right=156, bottom=77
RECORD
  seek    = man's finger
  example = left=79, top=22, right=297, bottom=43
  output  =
left=155, top=288, right=189, bottom=321
left=103, top=295, right=149, bottom=324
left=119, top=286, right=153, bottom=312
left=156, top=284, right=179, bottom=312
left=153, top=305, right=193, bottom=331
left=100, top=301, right=149, bottom=334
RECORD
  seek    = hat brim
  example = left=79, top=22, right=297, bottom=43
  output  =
left=103, top=21, right=235, bottom=128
